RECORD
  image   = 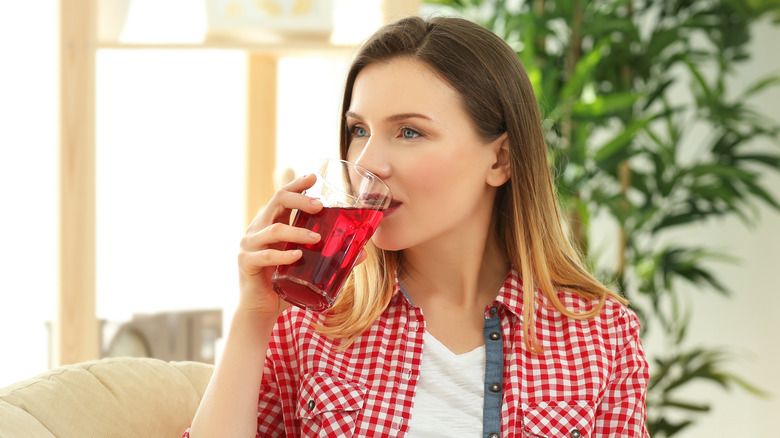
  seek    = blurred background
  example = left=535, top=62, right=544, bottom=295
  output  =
left=0, top=0, right=778, bottom=436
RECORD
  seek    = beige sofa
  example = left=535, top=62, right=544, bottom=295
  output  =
left=0, top=357, right=213, bottom=438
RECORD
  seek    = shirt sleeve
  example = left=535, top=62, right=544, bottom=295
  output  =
left=256, top=310, right=304, bottom=437
left=255, top=357, right=286, bottom=436
left=594, top=307, right=650, bottom=437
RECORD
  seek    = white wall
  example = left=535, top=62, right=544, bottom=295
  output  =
left=0, top=2, right=58, bottom=386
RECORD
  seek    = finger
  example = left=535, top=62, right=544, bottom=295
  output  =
left=247, top=199, right=318, bottom=236
left=242, top=222, right=321, bottom=251
left=273, top=191, right=323, bottom=217
left=248, top=180, right=323, bottom=232
left=281, top=173, right=317, bottom=192
left=239, top=248, right=303, bottom=274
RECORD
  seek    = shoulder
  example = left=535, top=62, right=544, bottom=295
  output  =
left=267, top=307, right=327, bottom=359
left=552, top=290, right=638, bottom=325
left=270, top=299, right=407, bottom=356
left=280, top=305, right=323, bottom=326
left=275, top=294, right=407, bottom=333
left=537, top=290, right=642, bottom=349
left=271, top=306, right=326, bottom=341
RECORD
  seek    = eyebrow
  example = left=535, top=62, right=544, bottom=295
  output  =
left=345, top=111, right=433, bottom=123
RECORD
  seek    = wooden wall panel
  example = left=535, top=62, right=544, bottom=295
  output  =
left=55, top=0, right=99, bottom=366
left=245, top=55, right=278, bottom=226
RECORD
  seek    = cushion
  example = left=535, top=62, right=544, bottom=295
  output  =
left=0, top=357, right=213, bottom=438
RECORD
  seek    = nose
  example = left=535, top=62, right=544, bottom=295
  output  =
left=351, top=139, right=390, bottom=180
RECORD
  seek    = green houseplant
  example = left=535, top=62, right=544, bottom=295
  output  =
left=425, top=0, right=780, bottom=435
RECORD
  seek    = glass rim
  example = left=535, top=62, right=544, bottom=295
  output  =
left=321, top=158, right=393, bottom=198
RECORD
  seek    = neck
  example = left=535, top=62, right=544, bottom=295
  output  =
left=399, top=219, right=510, bottom=310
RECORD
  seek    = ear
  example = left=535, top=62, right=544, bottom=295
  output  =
left=486, top=133, right=511, bottom=187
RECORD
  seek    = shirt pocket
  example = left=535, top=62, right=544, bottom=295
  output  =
left=296, top=372, right=367, bottom=437
left=521, top=400, right=595, bottom=438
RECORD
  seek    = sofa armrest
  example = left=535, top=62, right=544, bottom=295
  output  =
left=0, top=399, right=55, bottom=438
left=0, top=357, right=214, bottom=438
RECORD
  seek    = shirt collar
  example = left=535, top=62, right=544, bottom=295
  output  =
left=491, top=267, right=524, bottom=319
left=390, top=275, right=415, bottom=308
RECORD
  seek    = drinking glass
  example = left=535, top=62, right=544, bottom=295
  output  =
left=271, top=159, right=392, bottom=311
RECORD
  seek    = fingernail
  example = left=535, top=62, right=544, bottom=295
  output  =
left=308, top=231, right=320, bottom=240
left=310, top=198, right=322, bottom=206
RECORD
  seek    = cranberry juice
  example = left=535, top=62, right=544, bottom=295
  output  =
left=272, top=206, right=384, bottom=311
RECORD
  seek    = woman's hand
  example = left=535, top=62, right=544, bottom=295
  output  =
left=237, top=174, right=323, bottom=317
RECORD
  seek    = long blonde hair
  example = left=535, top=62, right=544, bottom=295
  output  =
left=317, top=16, right=626, bottom=351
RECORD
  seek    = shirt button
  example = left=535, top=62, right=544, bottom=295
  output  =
left=570, top=429, right=582, bottom=438
left=488, top=434, right=499, bottom=438
left=307, top=400, right=315, bottom=411
left=489, top=382, right=501, bottom=392
left=489, top=331, right=500, bottom=340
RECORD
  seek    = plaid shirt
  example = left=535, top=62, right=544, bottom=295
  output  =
left=185, top=269, right=649, bottom=437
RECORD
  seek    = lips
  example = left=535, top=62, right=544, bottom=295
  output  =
left=358, top=193, right=392, bottom=208
left=385, top=199, right=402, bottom=215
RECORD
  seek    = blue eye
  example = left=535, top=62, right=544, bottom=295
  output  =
left=352, top=126, right=368, bottom=137
left=402, top=128, right=421, bottom=139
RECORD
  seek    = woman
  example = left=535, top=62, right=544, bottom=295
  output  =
left=187, top=15, right=649, bottom=437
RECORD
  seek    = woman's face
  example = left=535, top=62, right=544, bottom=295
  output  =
left=345, top=57, right=508, bottom=252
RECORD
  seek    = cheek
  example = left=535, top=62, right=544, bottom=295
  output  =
left=416, top=150, right=482, bottom=193
left=402, top=155, right=454, bottom=195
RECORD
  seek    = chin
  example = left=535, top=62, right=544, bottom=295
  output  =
left=370, top=230, right=408, bottom=252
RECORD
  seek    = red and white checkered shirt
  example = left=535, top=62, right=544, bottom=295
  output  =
left=185, top=269, right=649, bottom=437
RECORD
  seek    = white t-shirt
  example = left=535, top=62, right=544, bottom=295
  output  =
left=406, top=331, right=486, bottom=437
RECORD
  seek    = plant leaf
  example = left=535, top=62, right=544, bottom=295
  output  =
left=572, top=92, right=641, bottom=118
left=593, top=116, right=654, bottom=163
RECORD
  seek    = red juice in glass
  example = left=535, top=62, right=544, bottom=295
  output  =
left=272, top=206, right=384, bottom=311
